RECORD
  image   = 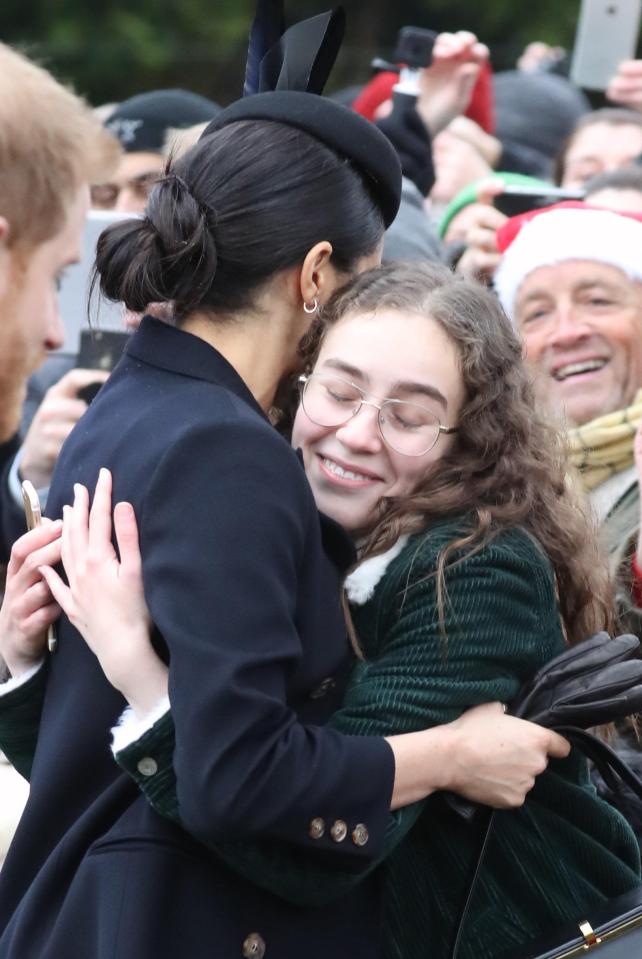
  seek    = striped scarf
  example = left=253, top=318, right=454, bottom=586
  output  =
left=568, top=389, right=642, bottom=492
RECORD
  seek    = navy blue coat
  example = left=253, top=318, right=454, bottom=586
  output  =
left=0, top=317, right=395, bottom=959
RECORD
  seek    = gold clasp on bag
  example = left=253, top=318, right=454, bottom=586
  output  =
left=578, top=921, right=601, bottom=948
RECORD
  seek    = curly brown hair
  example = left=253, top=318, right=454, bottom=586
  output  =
left=303, top=261, right=614, bottom=647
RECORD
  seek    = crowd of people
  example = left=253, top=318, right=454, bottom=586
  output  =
left=1, top=9, right=642, bottom=959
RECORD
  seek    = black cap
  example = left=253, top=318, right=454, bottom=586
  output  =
left=200, top=91, right=402, bottom=228
left=107, top=89, right=222, bottom=154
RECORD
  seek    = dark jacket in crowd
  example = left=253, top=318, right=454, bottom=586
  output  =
left=0, top=435, right=20, bottom=567
left=0, top=317, right=395, bottom=959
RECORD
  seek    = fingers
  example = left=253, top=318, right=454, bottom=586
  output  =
left=7, top=521, right=63, bottom=577
left=88, top=468, right=116, bottom=562
left=20, top=601, right=62, bottom=638
left=48, top=368, right=110, bottom=400
left=113, top=502, right=143, bottom=577
left=39, top=566, right=74, bottom=619
left=65, top=484, right=89, bottom=578
left=546, top=730, right=571, bottom=760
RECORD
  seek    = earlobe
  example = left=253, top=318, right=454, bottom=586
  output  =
left=0, top=217, right=10, bottom=247
left=300, top=240, right=334, bottom=306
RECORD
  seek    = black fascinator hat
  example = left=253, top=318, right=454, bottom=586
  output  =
left=200, top=2, right=402, bottom=228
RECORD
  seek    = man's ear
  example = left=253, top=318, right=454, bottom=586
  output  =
left=299, top=241, right=334, bottom=307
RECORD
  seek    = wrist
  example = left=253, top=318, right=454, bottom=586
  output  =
left=1, top=648, right=43, bottom=679
left=116, top=655, right=169, bottom=719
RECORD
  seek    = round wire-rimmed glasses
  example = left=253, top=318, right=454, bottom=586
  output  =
left=298, top=373, right=458, bottom=457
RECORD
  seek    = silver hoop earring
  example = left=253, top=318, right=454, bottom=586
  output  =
left=303, top=298, right=319, bottom=315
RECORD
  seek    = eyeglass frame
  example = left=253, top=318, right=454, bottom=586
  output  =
left=297, top=373, right=459, bottom=457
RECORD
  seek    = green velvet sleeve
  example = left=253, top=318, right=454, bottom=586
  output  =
left=116, top=529, right=564, bottom=905
left=0, top=663, right=48, bottom=781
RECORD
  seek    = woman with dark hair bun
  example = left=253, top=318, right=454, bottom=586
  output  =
left=0, top=18, right=570, bottom=959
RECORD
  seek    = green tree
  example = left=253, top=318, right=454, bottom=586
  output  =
left=1, top=0, right=587, bottom=105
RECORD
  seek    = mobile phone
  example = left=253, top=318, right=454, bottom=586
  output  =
left=494, top=185, right=586, bottom=218
left=76, top=329, right=130, bottom=404
left=391, top=27, right=438, bottom=98
left=393, top=27, right=437, bottom=69
left=56, top=209, right=132, bottom=357
left=570, top=0, right=642, bottom=91
left=21, top=481, right=57, bottom=653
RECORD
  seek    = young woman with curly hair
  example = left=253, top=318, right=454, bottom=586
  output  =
left=17, top=263, right=642, bottom=957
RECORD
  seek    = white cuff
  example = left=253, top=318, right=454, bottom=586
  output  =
left=0, top=660, right=45, bottom=697
left=111, top=695, right=171, bottom=756
left=8, top=449, right=50, bottom=511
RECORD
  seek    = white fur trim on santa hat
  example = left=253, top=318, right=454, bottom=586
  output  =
left=494, top=208, right=642, bottom=319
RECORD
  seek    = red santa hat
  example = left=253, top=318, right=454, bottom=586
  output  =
left=494, top=202, right=642, bottom=318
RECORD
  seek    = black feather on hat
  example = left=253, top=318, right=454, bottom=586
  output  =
left=200, top=1, right=401, bottom=228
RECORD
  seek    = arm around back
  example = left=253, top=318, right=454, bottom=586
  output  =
left=139, top=415, right=395, bottom=860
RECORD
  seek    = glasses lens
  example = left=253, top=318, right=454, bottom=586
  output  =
left=303, top=375, right=362, bottom=427
left=379, top=401, right=441, bottom=455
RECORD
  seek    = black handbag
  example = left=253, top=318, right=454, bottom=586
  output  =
left=449, top=632, right=642, bottom=959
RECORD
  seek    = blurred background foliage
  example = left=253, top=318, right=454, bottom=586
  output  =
left=3, top=0, right=583, bottom=106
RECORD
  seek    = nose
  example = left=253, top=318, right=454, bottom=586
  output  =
left=45, top=295, right=66, bottom=352
left=547, top=302, right=592, bottom=350
left=335, top=402, right=383, bottom=453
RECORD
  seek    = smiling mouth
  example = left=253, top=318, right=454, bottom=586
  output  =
left=553, top=359, right=608, bottom=381
left=319, top=456, right=380, bottom=484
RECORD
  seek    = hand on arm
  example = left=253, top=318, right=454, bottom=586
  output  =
left=0, top=521, right=62, bottom=678
left=19, top=369, right=109, bottom=491
left=385, top=702, right=568, bottom=810
left=40, top=469, right=168, bottom=717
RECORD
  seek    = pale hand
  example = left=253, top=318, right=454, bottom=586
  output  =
left=607, top=60, right=642, bottom=113
left=417, top=31, right=489, bottom=137
left=430, top=125, right=494, bottom=206
left=453, top=181, right=508, bottom=282
left=40, top=468, right=168, bottom=717
left=0, top=522, right=62, bottom=677
left=20, top=369, right=109, bottom=490
left=444, top=702, right=569, bottom=808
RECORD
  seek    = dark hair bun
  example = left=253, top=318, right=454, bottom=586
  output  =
left=96, top=175, right=217, bottom=315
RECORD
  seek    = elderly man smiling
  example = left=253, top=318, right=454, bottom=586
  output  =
left=495, top=202, right=642, bottom=637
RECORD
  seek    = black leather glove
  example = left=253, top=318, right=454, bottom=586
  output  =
left=446, top=633, right=642, bottom=821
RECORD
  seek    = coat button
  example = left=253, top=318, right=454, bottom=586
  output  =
left=330, top=819, right=348, bottom=843
left=136, top=757, right=158, bottom=777
left=352, top=823, right=369, bottom=847
left=309, top=817, right=325, bottom=840
left=309, top=677, right=336, bottom=700
left=242, top=932, right=266, bottom=958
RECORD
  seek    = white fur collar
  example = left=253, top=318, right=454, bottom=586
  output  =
left=344, top=535, right=409, bottom=605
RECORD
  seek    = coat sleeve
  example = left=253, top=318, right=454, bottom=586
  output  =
left=0, top=434, right=24, bottom=564
left=0, top=664, right=48, bottom=780
left=116, top=530, right=562, bottom=905
left=138, top=418, right=394, bottom=864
